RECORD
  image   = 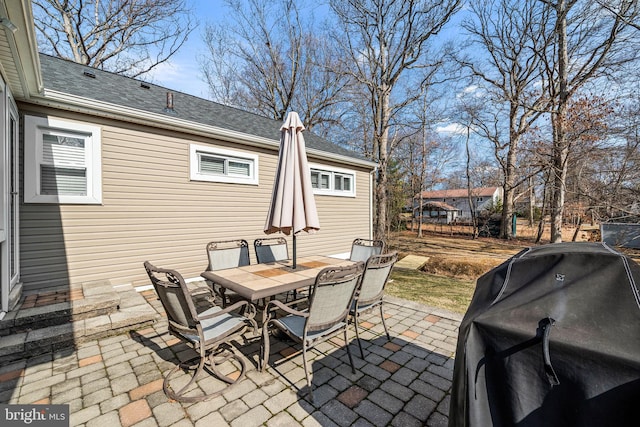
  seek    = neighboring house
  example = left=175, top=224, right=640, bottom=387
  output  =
left=0, top=2, right=376, bottom=315
left=414, top=187, right=503, bottom=224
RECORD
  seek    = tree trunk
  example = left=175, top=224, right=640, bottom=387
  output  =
left=465, top=127, right=479, bottom=239
left=500, top=108, right=520, bottom=239
left=550, top=139, right=569, bottom=243
left=550, top=0, right=570, bottom=243
left=528, top=176, right=535, bottom=227
left=418, top=194, right=424, bottom=238
left=374, top=90, right=390, bottom=241
left=572, top=216, right=582, bottom=241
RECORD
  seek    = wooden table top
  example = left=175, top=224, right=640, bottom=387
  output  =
left=201, top=255, right=354, bottom=302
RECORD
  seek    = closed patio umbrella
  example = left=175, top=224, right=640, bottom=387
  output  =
left=264, top=111, right=320, bottom=268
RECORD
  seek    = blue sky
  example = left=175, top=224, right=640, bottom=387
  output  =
left=145, top=0, right=226, bottom=98
left=146, top=0, right=469, bottom=116
left=144, top=0, right=334, bottom=99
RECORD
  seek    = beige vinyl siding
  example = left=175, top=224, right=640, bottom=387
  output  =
left=19, top=108, right=373, bottom=290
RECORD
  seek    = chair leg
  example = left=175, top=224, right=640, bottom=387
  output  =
left=353, top=311, right=365, bottom=359
left=284, top=288, right=299, bottom=304
left=343, top=328, right=356, bottom=374
left=260, top=321, right=271, bottom=372
left=164, top=353, right=206, bottom=402
left=302, top=344, right=313, bottom=402
left=208, top=350, right=247, bottom=384
left=379, top=303, right=390, bottom=340
left=217, top=286, right=229, bottom=308
left=164, top=345, right=247, bottom=403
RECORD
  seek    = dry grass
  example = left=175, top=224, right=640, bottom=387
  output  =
left=387, top=269, right=476, bottom=314
left=421, top=255, right=502, bottom=280
left=386, top=228, right=640, bottom=313
left=386, top=230, right=527, bottom=313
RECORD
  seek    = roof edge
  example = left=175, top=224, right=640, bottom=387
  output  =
left=5, top=0, right=43, bottom=96
left=26, top=89, right=377, bottom=169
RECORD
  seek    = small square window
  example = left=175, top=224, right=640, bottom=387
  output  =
left=335, top=174, right=352, bottom=191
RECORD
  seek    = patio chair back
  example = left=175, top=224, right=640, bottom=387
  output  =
left=306, top=262, right=365, bottom=332
left=206, top=239, right=250, bottom=271
left=254, top=237, right=289, bottom=263
left=358, top=252, right=398, bottom=304
left=349, top=238, right=385, bottom=262
left=143, top=261, right=199, bottom=332
left=350, top=252, right=398, bottom=358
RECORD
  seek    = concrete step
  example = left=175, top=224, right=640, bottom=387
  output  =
left=0, top=282, right=160, bottom=364
left=0, top=281, right=120, bottom=335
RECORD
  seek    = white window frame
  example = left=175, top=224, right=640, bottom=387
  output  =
left=189, top=144, right=259, bottom=185
left=309, top=163, right=356, bottom=197
left=24, top=115, right=102, bottom=204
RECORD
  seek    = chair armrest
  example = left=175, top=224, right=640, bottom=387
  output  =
left=196, top=299, right=255, bottom=321
left=190, top=286, right=213, bottom=296
left=265, top=299, right=309, bottom=318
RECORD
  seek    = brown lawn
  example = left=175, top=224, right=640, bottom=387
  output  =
left=385, top=227, right=640, bottom=313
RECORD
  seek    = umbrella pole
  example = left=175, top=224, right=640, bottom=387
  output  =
left=293, top=234, right=297, bottom=269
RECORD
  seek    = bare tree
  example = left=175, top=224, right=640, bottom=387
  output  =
left=571, top=98, right=640, bottom=220
left=540, top=0, right=640, bottom=242
left=464, top=126, right=479, bottom=238
left=32, top=0, right=195, bottom=77
left=398, top=125, right=456, bottom=237
left=329, top=0, right=462, bottom=241
left=200, top=0, right=348, bottom=130
left=457, top=0, right=552, bottom=239
left=595, top=0, right=640, bottom=31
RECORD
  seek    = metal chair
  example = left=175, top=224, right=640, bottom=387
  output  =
left=205, top=239, right=250, bottom=307
left=260, top=262, right=365, bottom=401
left=143, top=261, right=257, bottom=403
left=254, top=237, right=289, bottom=264
left=349, top=238, right=385, bottom=262
left=254, top=237, right=298, bottom=301
left=350, top=252, right=398, bottom=358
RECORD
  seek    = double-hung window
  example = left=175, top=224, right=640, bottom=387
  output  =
left=309, top=163, right=356, bottom=197
left=24, top=115, right=102, bottom=204
left=190, top=144, right=258, bottom=185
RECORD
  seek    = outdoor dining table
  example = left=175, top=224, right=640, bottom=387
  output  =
left=200, top=255, right=355, bottom=304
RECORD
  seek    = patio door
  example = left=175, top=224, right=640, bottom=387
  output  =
left=0, top=82, right=19, bottom=313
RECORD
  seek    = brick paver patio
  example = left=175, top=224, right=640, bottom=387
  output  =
left=0, top=289, right=462, bottom=426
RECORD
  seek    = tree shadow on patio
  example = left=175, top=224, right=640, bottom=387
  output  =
left=128, top=318, right=261, bottom=403
left=262, top=317, right=455, bottom=426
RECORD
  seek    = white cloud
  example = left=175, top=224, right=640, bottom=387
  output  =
left=456, top=84, right=481, bottom=99
left=436, top=123, right=468, bottom=135
left=144, top=51, right=210, bottom=99
left=463, top=85, right=478, bottom=94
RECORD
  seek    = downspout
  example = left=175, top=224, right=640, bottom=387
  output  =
left=370, top=167, right=377, bottom=239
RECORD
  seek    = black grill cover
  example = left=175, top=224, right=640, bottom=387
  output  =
left=449, top=242, right=640, bottom=427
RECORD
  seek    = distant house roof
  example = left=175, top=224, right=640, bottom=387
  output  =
left=32, top=54, right=372, bottom=167
left=414, top=201, right=458, bottom=211
left=417, top=187, right=500, bottom=199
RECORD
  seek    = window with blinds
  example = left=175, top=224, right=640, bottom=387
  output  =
left=40, top=133, right=88, bottom=195
left=190, top=144, right=258, bottom=185
left=24, top=115, right=102, bottom=204
left=310, top=165, right=356, bottom=197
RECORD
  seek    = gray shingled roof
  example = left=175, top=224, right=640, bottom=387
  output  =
left=38, top=53, right=363, bottom=161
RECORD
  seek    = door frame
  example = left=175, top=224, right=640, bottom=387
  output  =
left=1, top=79, right=20, bottom=314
